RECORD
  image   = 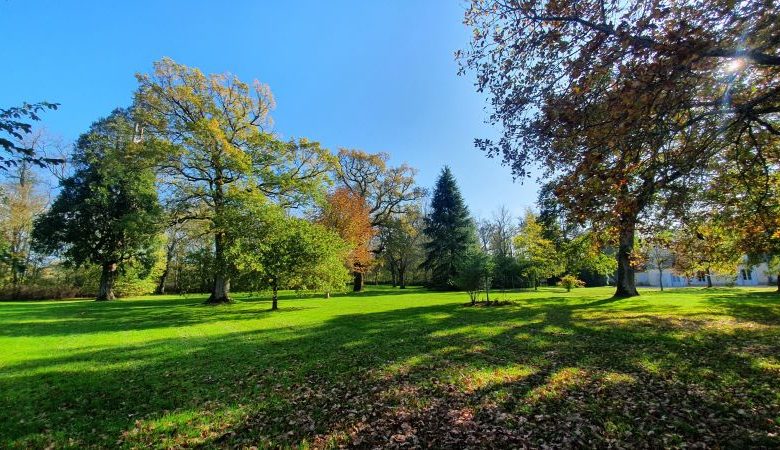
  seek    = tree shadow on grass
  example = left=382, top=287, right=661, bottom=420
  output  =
left=0, top=296, right=314, bottom=337
left=0, top=290, right=778, bottom=448
left=705, top=290, right=780, bottom=325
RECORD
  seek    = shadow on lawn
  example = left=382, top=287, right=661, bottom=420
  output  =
left=1, top=290, right=778, bottom=448
left=0, top=297, right=314, bottom=337
left=705, top=290, right=780, bottom=325
left=0, top=287, right=429, bottom=338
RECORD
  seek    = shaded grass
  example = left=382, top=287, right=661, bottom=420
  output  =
left=0, top=286, right=779, bottom=448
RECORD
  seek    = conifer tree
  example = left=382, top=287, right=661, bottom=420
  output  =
left=32, top=109, right=162, bottom=301
left=422, top=167, right=476, bottom=289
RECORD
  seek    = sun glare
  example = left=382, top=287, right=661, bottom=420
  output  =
left=725, top=57, right=746, bottom=73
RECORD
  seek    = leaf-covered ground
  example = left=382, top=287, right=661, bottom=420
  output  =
left=1, top=286, right=779, bottom=449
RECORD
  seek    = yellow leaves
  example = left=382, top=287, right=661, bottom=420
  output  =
left=526, top=367, right=587, bottom=403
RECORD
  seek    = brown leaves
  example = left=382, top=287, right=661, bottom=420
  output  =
left=319, top=188, right=377, bottom=273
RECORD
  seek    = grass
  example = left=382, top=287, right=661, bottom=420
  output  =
left=1, top=286, right=779, bottom=448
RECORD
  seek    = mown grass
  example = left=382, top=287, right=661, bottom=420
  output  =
left=1, top=286, right=779, bottom=448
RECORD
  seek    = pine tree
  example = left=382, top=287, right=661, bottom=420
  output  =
left=422, top=167, right=476, bottom=289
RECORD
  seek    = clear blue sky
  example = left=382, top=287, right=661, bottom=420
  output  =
left=0, top=0, right=539, bottom=218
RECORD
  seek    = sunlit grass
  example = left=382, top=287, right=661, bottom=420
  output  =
left=1, top=285, right=778, bottom=448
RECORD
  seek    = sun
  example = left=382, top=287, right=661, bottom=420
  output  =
left=725, top=58, right=746, bottom=73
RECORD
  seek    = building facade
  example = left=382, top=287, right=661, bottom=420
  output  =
left=635, top=261, right=773, bottom=288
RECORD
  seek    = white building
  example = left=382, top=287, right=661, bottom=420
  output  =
left=635, top=260, right=773, bottom=288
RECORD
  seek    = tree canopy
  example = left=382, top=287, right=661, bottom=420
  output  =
left=422, top=166, right=477, bottom=289
left=0, top=102, right=61, bottom=170
left=31, top=109, right=162, bottom=300
left=318, top=187, right=376, bottom=292
left=227, top=192, right=350, bottom=309
left=134, top=58, right=333, bottom=303
left=459, top=0, right=780, bottom=297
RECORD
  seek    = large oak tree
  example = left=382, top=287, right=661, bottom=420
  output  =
left=460, top=0, right=779, bottom=297
left=335, top=149, right=425, bottom=227
left=134, top=58, right=333, bottom=303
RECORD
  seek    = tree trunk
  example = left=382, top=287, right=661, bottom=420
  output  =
left=399, top=265, right=406, bottom=289
left=614, top=219, right=639, bottom=298
left=706, top=267, right=713, bottom=288
left=390, top=262, right=397, bottom=287
left=485, top=275, right=490, bottom=304
left=207, top=231, right=231, bottom=304
left=155, top=268, right=169, bottom=295
left=97, top=262, right=117, bottom=301
left=207, top=169, right=231, bottom=304
left=353, top=271, right=364, bottom=292
left=271, top=282, right=278, bottom=310
left=11, top=263, right=20, bottom=300
left=325, top=291, right=330, bottom=299
left=658, top=268, right=664, bottom=291
left=776, top=272, right=780, bottom=293
left=155, top=242, right=175, bottom=295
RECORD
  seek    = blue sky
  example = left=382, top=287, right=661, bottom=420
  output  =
left=0, top=0, right=539, bottom=218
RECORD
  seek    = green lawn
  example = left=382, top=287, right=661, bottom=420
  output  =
left=1, top=286, right=779, bottom=448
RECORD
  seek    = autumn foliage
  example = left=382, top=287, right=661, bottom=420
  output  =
left=319, top=188, right=376, bottom=288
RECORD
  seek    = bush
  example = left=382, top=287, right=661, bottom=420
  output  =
left=0, top=284, right=86, bottom=301
left=558, top=274, right=585, bottom=292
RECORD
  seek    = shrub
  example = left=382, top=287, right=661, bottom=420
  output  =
left=0, top=284, right=86, bottom=301
left=558, top=274, right=585, bottom=292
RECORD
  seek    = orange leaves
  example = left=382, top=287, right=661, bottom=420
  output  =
left=319, top=188, right=376, bottom=272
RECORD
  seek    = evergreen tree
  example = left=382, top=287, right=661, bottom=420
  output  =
left=422, top=167, right=476, bottom=289
left=32, top=109, right=162, bottom=301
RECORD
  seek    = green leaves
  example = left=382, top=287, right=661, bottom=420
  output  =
left=514, top=211, right=562, bottom=287
left=133, top=59, right=336, bottom=300
left=31, top=110, right=163, bottom=299
left=225, top=190, right=350, bottom=298
left=0, top=102, right=61, bottom=169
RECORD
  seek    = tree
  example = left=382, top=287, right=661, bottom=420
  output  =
left=31, top=110, right=162, bottom=301
left=701, top=128, right=780, bottom=290
left=455, top=248, right=494, bottom=305
left=227, top=192, right=350, bottom=309
left=154, top=222, right=184, bottom=295
left=475, top=206, right=520, bottom=289
left=380, top=204, right=425, bottom=289
left=1, top=102, right=60, bottom=170
left=488, top=206, right=516, bottom=259
left=561, top=232, right=617, bottom=285
left=514, top=211, right=561, bottom=290
left=0, top=135, right=48, bottom=296
left=537, top=188, right=616, bottom=285
left=476, top=218, right=494, bottom=252
left=670, top=221, right=740, bottom=288
left=318, top=188, right=376, bottom=292
left=335, top=149, right=425, bottom=227
left=422, top=167, right=477, bottom=289
left=134, top=58, right=332, bottom=303
left=459, top=0, right=779, bottom=297
left=639, top=231, right=675, bottom=291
